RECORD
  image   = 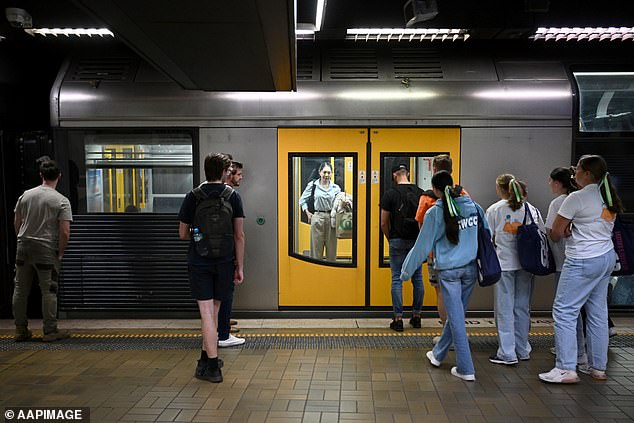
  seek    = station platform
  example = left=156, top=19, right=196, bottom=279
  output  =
left=1, top=317, right=634, bottom=422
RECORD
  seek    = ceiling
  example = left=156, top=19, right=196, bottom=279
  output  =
left=1, top=0, right=633, bottom=91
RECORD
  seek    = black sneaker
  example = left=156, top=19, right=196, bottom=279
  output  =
left=195, top=362, right=223, bottom=383
left=489, top=354, right=518, bottom=365
left=195, top=358, right=223, bottom=378
left=409, top=316, right=422, bottom=328
left=390, top=319, right=404, bottom=332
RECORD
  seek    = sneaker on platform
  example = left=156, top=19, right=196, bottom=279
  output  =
left=15, top=327, right=32, bottom=342
left=426, top=351, right=441, bottom=367
left=609, top=327, right=617, bottom=338
left=195, top=358, right=223, bottom=378
left=389, top=319, right=404, bottom=332
left=539, top=367, right=580, bottom=384
left=42, top=329, right=70, bottom=342
left=218, top=334, right=245, bottom=347
left=577, top=364, right=608, bottom=381
left=489, top=354, right=518, bottom=365
left=195, top=363, right=223, bottom=383
left=451, top=366, right=475, bottom=381
left=409, top=316, right=421, bottom=328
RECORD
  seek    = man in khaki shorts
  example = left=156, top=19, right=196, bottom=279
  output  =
left=13, top=159, right=72, bottom=342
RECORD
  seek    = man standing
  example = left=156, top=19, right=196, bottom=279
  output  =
left=380, top=164, right=424, bottom=331
left=218, top=160, right=246, bottom=348
left=13, top=159, right=72, bottom=342
left=179, top=153, right=245, bottom=383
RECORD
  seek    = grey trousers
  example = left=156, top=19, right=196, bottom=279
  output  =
left=13, top=240, right=60, bottom=334
left=310, top=212, right=337, bottom=262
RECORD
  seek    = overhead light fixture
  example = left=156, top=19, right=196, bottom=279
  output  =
left=347, top=28, right=469, bottom=42
left=531, top=27, right=634, bottom=41
left=337, top=89, right=437, bottom=101
left=403, top=0, right=439, bottom=28
left=474, top=89, right=570, bottom=99
left=315, top=0, right=327, bottom=32
left=24, top=28, right=114, bottom=37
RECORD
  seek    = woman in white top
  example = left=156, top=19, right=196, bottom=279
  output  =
left=545, top=167, right=587, bottom=362
left=539, top=155, right=622, bottom=384
left=299, top=162, right=341, bottom=261
left=487, top=174, right=544, bottom=365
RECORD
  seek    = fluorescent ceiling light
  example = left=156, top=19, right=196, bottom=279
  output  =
left=346, top=28, right=469, bottom=42
left=337, top=89, right=437, bottom=101
left=24, top=28, right=114, bottom=37
left=574, top=72, right=634, bottom=76
left=531, top=27, right=634, bottom=41
left=474, top=89, right=570, bottom=99
left=315, top=0, right=327, bottom=32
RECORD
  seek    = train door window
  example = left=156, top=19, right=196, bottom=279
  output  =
left=289, top=154, right=356, bottom=266
left=573, top=71, right=634, bottom=133
left=64, top=130, right=194, bottom=214
left=379, top=154, right=437, bottom=266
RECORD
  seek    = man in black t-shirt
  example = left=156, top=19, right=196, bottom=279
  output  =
left=380, top=164, right=424, bottom=332
left=178, top=153, right=245, bottom=383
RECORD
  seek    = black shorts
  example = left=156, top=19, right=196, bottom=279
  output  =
left=188, top=261, right=234, bottom=301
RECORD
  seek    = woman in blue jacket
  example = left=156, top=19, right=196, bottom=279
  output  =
left=401, top=171, right=489, bottom=381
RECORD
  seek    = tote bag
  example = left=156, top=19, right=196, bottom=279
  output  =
left=613, top=214, right=634, bottom=276
left=517, top=203, right=555, bottom=276
left=475, top=206, right=501, bottom=287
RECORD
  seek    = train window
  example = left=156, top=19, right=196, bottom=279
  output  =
left=573, top=71, right=634, bottom=133
left=289, top=154, right=356, bottom=266
left=65, top=131, right=193, bottom=213
left=379, top=154, right=439, bottom=267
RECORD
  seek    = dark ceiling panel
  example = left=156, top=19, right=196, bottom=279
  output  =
left=74, top=0, right=295, bottom=91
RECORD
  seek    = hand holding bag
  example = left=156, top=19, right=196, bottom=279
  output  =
left=475, top=205, right=501, bottom=287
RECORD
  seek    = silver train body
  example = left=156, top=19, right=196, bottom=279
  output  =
left=53, top=48, right=574, bottom=315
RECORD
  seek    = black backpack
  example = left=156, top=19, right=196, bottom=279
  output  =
left=393, top=185, right=422, bottom=239
left=191, top=185, right=235, bottom=258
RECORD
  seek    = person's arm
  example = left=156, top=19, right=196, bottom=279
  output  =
left=58, top=220, right=71, bottom=260
left=401, top=208, right=437, bottom=281
left=550, top=214, right=572, bottom=242
left=14, top=210, right=22, bottom=236
left=178, top=222, right=191, bottom=240
left=233, top=217, right=245, bottom=285
left=415, top=196, right=427, bottom=228
left=380, top=209, right=391, bottom=241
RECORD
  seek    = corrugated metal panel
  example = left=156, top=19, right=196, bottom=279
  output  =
left=391, top=48, right=442, bottom=79
left=323, top=48, right=379, bottom=80
left=59, top=214, right=196, bottom=312
left=297, top=46, right=320, bottom=81
left=66, top=57, right=139, bottom=82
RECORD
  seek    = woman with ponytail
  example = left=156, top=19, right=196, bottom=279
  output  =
left=486, top=174, right=545, bottom=366
left=539, top=155, right=622, bottom=384
left=401, top=171, right=488, bottom=382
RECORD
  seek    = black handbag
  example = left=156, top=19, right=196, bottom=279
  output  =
left=613, top=214, right=634, bottom=276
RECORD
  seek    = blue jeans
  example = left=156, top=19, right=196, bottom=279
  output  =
left=389, top=238, right=423, bottom=317
left=494, top=270, right=534, bottom=361
left=432, top=261, right=478, bottom=376
left=554, top=271, right=586, bottom=362
left=554, top=250, right=616, bottom=371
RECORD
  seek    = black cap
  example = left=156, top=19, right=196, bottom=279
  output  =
left=391, top=163, right=409, bottom=173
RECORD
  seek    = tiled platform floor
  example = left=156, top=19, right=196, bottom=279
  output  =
left=1, top=318, right=634, bottom=423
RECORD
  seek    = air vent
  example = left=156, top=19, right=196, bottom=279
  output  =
left=391, top=48, right=442, bottom=79
left=68, top=57, right=139, bottom=82
left=297, top=47, right=320, bottom=81
left=324, top=48, right=379, bottom=80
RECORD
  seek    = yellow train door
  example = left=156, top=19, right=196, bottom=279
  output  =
left=278, top=128, right=368, bottom=306
left=278, top=127, right=461, bottom=308
left=369, top=128, right=461, bottom=307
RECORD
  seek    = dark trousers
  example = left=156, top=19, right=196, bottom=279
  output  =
left=217, top=283, right=235, bottom=340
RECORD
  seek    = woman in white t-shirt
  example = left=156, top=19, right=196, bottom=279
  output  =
left=539, top=155, right=623, bottom=384
left=486, top=174, right=545, bottom=366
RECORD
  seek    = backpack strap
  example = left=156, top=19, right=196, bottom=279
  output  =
left=522, top=202, right=535, bottom=225
left=422, top=189, right=438, bottom=201
left=220, top=185, right=235, bottom=201
left=192, top=186, right=208, bottom=203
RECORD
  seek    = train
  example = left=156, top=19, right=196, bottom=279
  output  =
left=44, top=42, right=633, bottom=317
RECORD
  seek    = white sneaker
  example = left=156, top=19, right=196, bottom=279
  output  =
left=451, top=367, right=475, bottom=381
left=539, top=367, right=580, bottom=384
left=432, top=336, right=441, bottom=345
left=549, top=347, right=556, bottom=356
left=609, top=327, right=617, bottom=338
left=218, top=334, right=245, bottom=347
left=577, top=364, right=608, bottom=380
left=426, top=351, right=441, bottom=367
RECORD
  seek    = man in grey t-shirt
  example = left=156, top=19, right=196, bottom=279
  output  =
left=13, top=159, right=73, bottom=342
